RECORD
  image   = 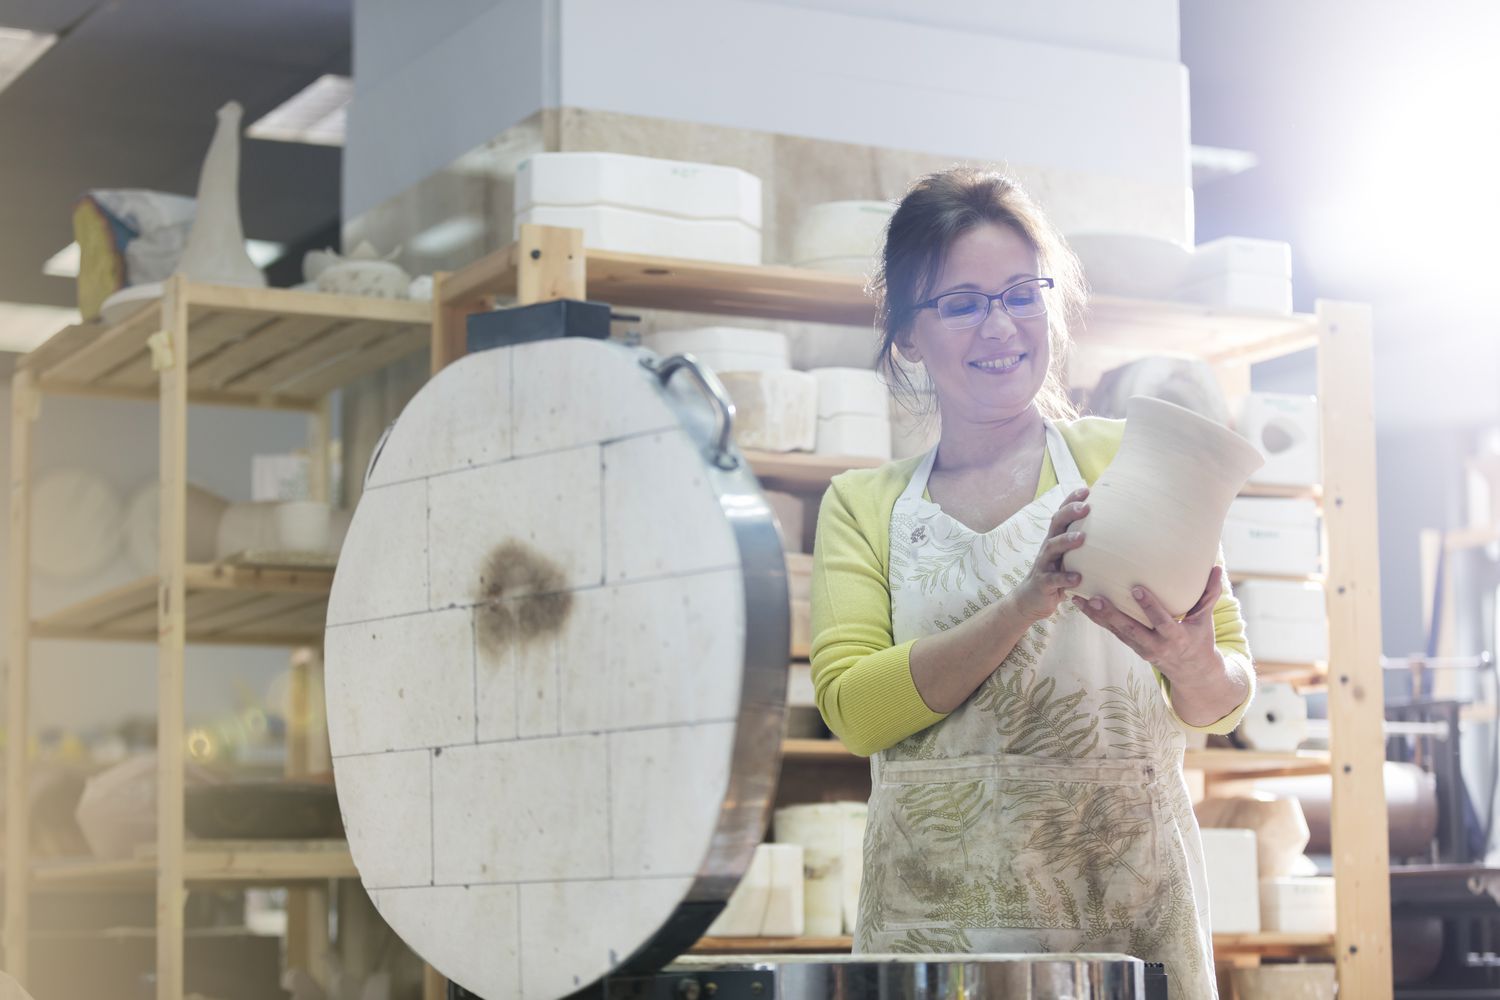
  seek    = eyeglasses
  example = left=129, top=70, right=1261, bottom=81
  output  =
left=916, top=277, right=1055, bottom=330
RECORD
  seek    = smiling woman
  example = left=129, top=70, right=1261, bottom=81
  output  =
left=810, top=167, right=1255, bottom=1000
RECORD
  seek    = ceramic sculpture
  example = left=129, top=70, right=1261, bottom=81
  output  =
left=314, top=242, right=411, bottom=298
left=1063, top=395, right=1263, bottom=624
left=175, top=101, right=266, bottom=288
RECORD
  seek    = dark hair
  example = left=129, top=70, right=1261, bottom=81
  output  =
left=872, top=167, right=1085, bottom=421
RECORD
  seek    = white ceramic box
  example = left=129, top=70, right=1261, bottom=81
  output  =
left=704, top=842, right=805, bottom=938
left=515, top=152, right=763, bottom=265
left=1238, top=393, right=1320, bottom=487
left=1200, top=827, right=1261, bottom=934
left=1222, top=498, right=1321, bottom=577
left=1260, top=876, right=1336, bottom=934
left=515, top=205, right=762, bottom=266
left=718, top=371, right=818, bottom=452
left=1186, top=236, right=1292, bottom=282
left=816, top=414, right=892, bottom=460
left=810, top=367, right=888, bottom=418
left=1176, top=272, right=1293, bottom=313
left=1237, top=579, right=1329, bottom=664
left=791, top=201, right=893, bottom=268
left=773, top=802, right=867, bottom=937
left=643, top=328, right=789, bottom=375
left=516, top=152, right=762, bottom=228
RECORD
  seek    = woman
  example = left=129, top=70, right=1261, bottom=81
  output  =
left=810, top=167, right=1255, bottom=998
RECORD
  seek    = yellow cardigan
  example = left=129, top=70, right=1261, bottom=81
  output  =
left=809, top=416, right=1255, bottom=757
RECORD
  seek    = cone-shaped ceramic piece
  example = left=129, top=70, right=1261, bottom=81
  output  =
left=1063, top=395, right=1264, bottom=624
left=176, top=101, right=266, bottom=287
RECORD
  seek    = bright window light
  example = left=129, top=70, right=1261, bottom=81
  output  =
left=0, top=26, right=57, bottom=94
left=43, top=239, right=285, bottom=277
left=246, top=74, right=352, bottom=147
left=0, top=302, right=80, bottom=354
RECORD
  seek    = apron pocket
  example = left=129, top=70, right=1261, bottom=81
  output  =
left=872, top=753, right=1165, bottom=935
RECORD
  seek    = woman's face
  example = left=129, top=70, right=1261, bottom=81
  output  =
left=898, top=222, right=1050, bottom=425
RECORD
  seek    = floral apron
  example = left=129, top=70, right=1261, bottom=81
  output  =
left=854, top=422, right=1218, bottom=999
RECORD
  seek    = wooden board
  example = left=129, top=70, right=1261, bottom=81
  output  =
left=781, top=738, right=1330, bottom=779
left=1318, top=301, right=1393, bottom=999
left=30, top=840, right=356, bottom=889
left=4, top=370, right=35, bottom=980
left=689, top=933, right=1334, bottom=958
left=744, top=451, right=886, bottom=494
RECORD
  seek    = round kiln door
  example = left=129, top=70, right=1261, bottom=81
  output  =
left=325, top=338, right=788, bottom=999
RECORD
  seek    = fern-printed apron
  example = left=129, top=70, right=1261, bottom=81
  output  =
left=854, top=422, right=1217, bottom=999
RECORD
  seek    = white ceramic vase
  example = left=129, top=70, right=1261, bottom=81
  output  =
left=176, top=101, right=266, bottom=288
left=1064, top=395, right=1264, bottom=624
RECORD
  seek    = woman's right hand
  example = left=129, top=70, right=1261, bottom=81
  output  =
left=1010, top=487, right=1090, bottom=623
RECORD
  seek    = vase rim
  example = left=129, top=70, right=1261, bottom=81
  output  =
left=1123, top=394, right=1265, bottom=472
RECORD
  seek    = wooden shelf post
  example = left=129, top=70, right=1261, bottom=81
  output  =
left=5, top=368, right=37, bottom=981
left=1318, top=300, right=1392, bottom=999
left=156, top=275, right=191, bottom=1000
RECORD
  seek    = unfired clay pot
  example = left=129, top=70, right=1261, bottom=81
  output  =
left=1063, top=395, right=1264, bottom=624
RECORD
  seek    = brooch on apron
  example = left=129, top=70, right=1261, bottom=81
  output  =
left=910, top=526, right=927, bottom=544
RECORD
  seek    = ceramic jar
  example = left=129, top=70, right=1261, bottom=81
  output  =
left=1063, top=395, right=1263, bottom=623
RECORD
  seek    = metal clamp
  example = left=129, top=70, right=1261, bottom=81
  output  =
left=642, top=353, right=739, bottom=470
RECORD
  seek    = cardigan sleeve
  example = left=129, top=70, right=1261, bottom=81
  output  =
left=809, top=476, right=946, bottom=757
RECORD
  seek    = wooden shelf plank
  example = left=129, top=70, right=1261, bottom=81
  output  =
left=32, top=562, right=335, bottom=645
left=30, top=840, right=355, bottom=889
left=1212, top=932, right=1335, bottom=957
left=745, top=451, right=885, bottom=493
left=1184, top=747, right=1330, bottom=779
left=1231, top=571, right=1326, bottom=585
left=782, top=738, right=1329, bottom=778
left=1081, top=296, right=1318, bottom=366
left=691, top=935, right=854, bottom=954
left=690, top=932, right=1334, bottom=957
left=1238, top=483, right=1323, bottom=501
left=442, top=238, right=1318, bottom=366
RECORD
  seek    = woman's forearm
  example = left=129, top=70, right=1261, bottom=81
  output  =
left=909, top=593, right=1038, bottom=713
left=1164, top=650, right=1251, bottom=728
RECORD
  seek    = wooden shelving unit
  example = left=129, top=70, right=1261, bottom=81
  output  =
left=430, top=225, right=1388, bottom=997
left=5, top=276, right=431, bottom=1000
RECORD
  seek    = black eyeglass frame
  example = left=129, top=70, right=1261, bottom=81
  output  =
left=915, top=277, right=1056, bottom=329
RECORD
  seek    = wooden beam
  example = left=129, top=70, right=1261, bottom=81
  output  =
left=515, top=224, right=586, bottom=306
left=4, top=368, right=36, bottom=983
left=156, top=275, right=190, bottom=1000
left=183, top=282, right=431, bottom=324
left=182, top=563, right=334, bottom=593
left=308, top=397, right=334, bottom=505
left=1318, top=299, right=1392, bottom=1000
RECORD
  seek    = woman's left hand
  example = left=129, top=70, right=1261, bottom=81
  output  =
left=1071, top=565, right=1225, bottom=683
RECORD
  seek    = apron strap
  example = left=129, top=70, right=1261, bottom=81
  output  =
left=1044, top=421, right=1087, bottom=491
left=898, top=445, right=939, bottom=505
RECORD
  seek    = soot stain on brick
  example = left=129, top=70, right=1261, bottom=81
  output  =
left=476, top=540, right=574, bottom=654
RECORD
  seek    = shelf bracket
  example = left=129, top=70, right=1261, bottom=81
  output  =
left=147, top=330, right=176, bottom=372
